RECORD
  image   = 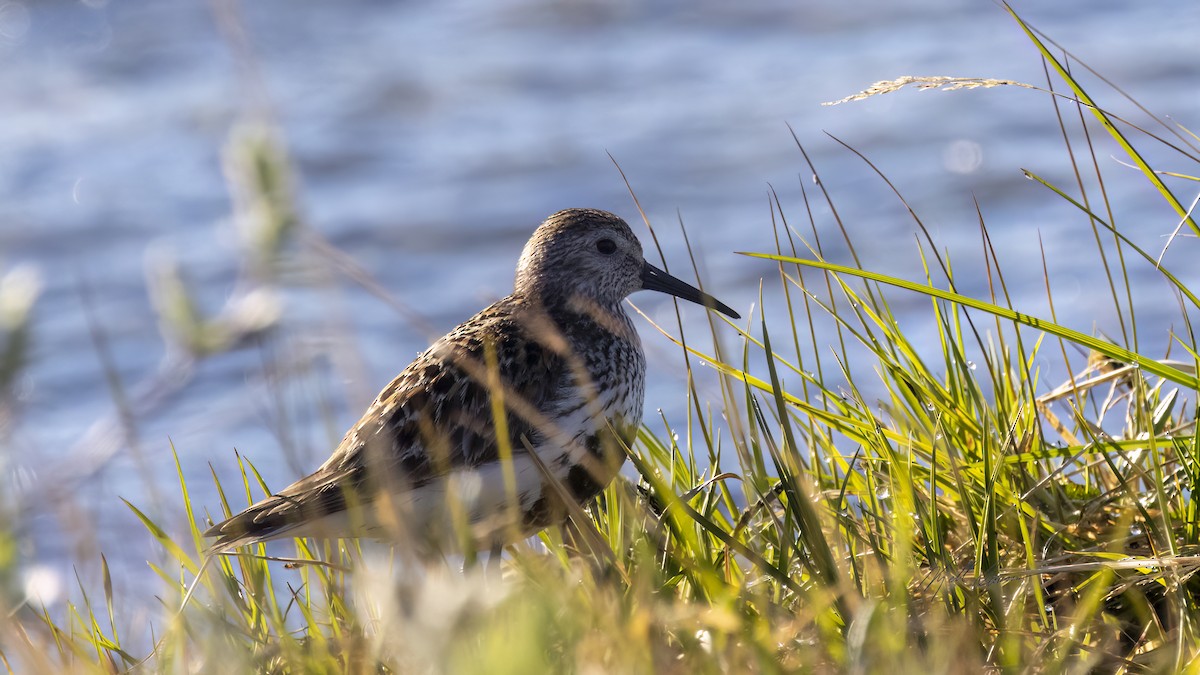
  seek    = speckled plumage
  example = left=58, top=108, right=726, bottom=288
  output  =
left=205, top=208, right=738, bottom=554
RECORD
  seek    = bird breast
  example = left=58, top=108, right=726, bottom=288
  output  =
left=553, top=306, right=646, bottom=449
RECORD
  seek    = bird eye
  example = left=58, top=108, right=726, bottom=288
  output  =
left=596, top=239, right=617, bottom=255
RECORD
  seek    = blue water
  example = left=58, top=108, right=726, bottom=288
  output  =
left=2, top=0, right=1197, bottom=613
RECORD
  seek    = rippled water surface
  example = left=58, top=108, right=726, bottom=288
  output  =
left=1, top=0, right=1196, bottom=606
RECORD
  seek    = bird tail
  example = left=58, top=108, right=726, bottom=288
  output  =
left=203, top=494, right=305, bottom=553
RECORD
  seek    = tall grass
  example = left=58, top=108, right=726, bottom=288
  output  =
left=3, top=5, right=1199, bottom=672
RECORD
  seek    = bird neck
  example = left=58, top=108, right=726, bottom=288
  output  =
left=520, top=290, right=639, bottom=347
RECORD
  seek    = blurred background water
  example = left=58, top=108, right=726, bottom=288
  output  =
left=1, top=0, right=1197, bottom=609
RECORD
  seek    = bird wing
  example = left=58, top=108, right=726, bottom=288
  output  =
left=205, top=298, right=569, bottom=550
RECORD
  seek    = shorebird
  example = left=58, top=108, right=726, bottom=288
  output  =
left=204, top=208, right=739, bottom=556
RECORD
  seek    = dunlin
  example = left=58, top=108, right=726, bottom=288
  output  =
left=205, top=208, right=739, bottom=554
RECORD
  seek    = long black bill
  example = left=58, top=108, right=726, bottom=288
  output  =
left=640, top=261, right=740, bottom=319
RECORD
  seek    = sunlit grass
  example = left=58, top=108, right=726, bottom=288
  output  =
left=3, top=5, right=1200, bottom=673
